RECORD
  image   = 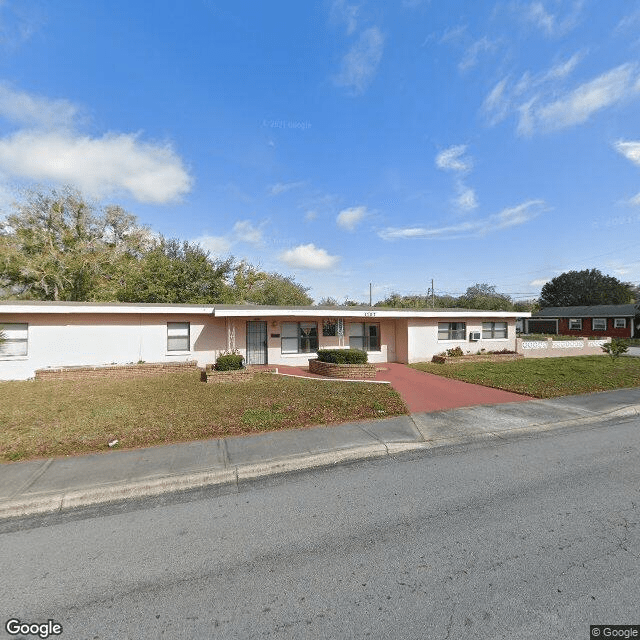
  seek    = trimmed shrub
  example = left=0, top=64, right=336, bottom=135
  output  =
left=215, top=353, right=244, bottom=371
left=446, top=346, right=464, bottom=357
left=316, top=348, right=368, bottom=364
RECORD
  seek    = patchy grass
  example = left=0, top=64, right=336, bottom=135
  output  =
left=0, top=372, right=407, bottom=462
left=410, top=356, right=640, bottom=399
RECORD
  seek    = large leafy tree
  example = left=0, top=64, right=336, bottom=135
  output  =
left=458, top=283, right=514, bottom=311
left=232, top=261, right=312, bottom=305
left=117, top=239, right=234, bottom=304
left=0, top=187, right=151, bottom=301
left=539, top=269, right=633, bottom=307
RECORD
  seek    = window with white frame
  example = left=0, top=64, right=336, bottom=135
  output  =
left=0, top=323, right=28, bottom=357
left=592, top=318, right=606, bottom=331
left=349, top=323, right=380, bottom=351
left=569, top=318, right=582, bottom=330
left=438, top=322, right=466, bottom=340
left=614, top=318, right=626, bottom=329
left=167, top=322, right=190, bottom=351
left=281, top=322, right=318, bottom=354
left=482, top=321, right=508, bottom=339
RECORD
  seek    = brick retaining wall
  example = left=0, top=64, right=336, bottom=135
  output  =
left=431, top=353, right=524, bottom=364
left=308, top=359, right=377, bottom=379
left=35, top=361, right=198, bottom=381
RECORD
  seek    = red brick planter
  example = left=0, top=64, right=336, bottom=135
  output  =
left=35, top=361, right=198, bottom=380
left=201, top=365, right=277, bottom=383
left=308, top=358, right=377, bottom=379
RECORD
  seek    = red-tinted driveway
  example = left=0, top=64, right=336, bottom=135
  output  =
left=273, top=362, right=531, bottom=413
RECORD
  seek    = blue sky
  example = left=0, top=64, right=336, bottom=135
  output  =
left=1, top=0, right=640, bottom=303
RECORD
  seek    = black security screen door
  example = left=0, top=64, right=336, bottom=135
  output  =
left=246, top=321, right=267, bottom=365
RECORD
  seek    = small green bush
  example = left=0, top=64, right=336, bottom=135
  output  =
left=316, top=348, right=368, bottom=364
left=601, top=338, right=629, bottom=361
left=446, top=347, right=464, bottom=357
left=215, top=353, right=244, bottom=371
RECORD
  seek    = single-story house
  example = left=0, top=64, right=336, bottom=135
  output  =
left=0, top=301, right=529, bottom=380
left=525, top=304, right=639, bottom=338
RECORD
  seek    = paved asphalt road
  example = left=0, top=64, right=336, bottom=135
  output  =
left=2, top=416, right=639, bottom=640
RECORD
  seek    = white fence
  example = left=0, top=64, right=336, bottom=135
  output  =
left=516, top=337, right=610, bottom=358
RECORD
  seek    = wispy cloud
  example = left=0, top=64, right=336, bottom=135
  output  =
left=486, top=61, right=640, bottom=135
left=334, top=27, right=385, bottom=95
left=0, top=1, right=42, bottom=49
left=458, top=37, right=497, bottom=72
left=436, top=145, right=473, bottom=173
left=337, top=205, right=367, bottom=231
left=269, top=180, right=305, bottom=196
left=0, top=84, right=192, bottom=204
left=379, top=200, right=546, bottom=240
left=192, top=234, right=233, bottom=257
left=519, top=1, right=585, bottom=37
left=330, top=0, right=360, bottom=35
left=436, top=145, right=478, bottom=212
left=530, top=63, right=640, bottom=133
left=614, top=140, right=640, bottom=166
left=279, top=243, right=340, bottom=270
left=454, top=184, right=478, bottom=212
left=529, top=278, right=550, bottom=287
left=232, top=220, right=264, bottom=245
left=483, top=52, right=586, bottom=128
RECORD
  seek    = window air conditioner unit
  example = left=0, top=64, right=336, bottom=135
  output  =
left=469, top=331, right=481, bottom=341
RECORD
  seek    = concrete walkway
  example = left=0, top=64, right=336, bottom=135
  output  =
left=1, top=386, right=639, bottom=520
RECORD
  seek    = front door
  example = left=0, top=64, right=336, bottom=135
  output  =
left=246, top=321, right=268, bottom=365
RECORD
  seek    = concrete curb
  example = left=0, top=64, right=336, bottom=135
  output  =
left=1, top=404, right=639, bottom=520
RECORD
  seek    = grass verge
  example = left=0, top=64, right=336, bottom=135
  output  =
left=0, top=372, right=407, bottom=462
left=410, top=356, right=640, bottom=399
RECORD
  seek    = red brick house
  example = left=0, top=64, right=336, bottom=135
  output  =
left=525, top=304, right=639, bottom=338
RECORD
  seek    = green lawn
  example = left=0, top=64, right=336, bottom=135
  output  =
left=410, top=356, right=640, bottom=399
left=0, top=372, right=407, bottom=462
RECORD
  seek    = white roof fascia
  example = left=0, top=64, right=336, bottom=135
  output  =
left=213, top=308, right=530, bottom=319
left=0, top=303, right=215, bottom=315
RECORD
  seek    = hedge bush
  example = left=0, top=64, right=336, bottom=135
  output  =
left=215, top=353, right=244, bottom=371
left=316, top=348, right=368, bottom=364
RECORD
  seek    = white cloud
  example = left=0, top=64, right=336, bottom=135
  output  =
left=334, top=27, right=385, bottom=95
left=614, top=140, right=640, bottom=166
left=630, top=193, right=640, bottom=206
left=482, top=77, right=510, bottom=124
left=279, top=243, right=340, bottom=270
left=0, top=130, right=192, bottom=204
left=232, top=220, right=263, bottom=245
left=379, top=199, right=546, bottom=240
left=520, top=1, right=584, bottom=37
left=529, top=278, right=550, bottom=287
left=337, top=205, right=367, bottom=230
left=330, top=0, right=360, bottom=35
left=531, top=63, right=640, bottom=132
left=436, top=145, right=473, bottom=173
left=0, top=83, right=78, bottom=129
left=269, top=181, right=305, bottom=195
left=455, top=185, right=478, bottom=212
left=193, top=234, right=232, bottom=256
left=458, top=37, right=497, bottom=73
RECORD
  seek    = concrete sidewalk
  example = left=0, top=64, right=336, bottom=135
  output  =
left=1, top=387, right=639, bottom=519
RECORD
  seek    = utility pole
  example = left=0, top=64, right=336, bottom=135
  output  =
left=431, top=279, right=435, bottom=308
left=369, top=283, right=372, bottom=306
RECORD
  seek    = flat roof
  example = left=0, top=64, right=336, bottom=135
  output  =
left=0, top=300, right=530, bottom=318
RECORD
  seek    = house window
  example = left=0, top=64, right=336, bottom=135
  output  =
left=569, top=318, right=582, bottom=331
left=281, top=322, right=318, bottom=354
left=349, top=323, right=380, bottom=351
left=438, top=322, right=466, bottom=340
left=614, top=318, right=627, bottom=329
left=322, top=319, right=337, bottom=337
left=482, top=322, right=508, bottom=339
left=167, top=322, right=190, bottom=351
left=592, top=318, right=606, bottom=331
left=0, top=323, right=28, bottom=357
